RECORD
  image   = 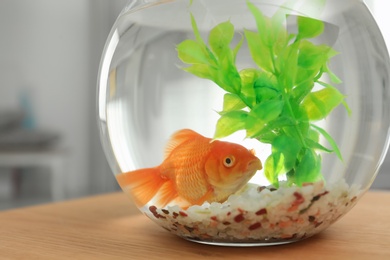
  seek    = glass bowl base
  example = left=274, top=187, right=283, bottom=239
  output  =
left=184, top=237, right=301, bottom=247
left=142, top=179, right=361, bottom=246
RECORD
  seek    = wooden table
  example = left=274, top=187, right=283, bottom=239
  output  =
left=0, top=191, right=389, bottom=259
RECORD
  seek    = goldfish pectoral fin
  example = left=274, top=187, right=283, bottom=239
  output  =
left=116, top=168, right=164, bottom=207
left=154, top=180, right=178, bottom=208
left=193, top=188, right=214, bottom=206
left=172, top=197, right=192, bottom=209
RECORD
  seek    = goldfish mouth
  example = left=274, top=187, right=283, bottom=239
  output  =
left=238, top=158, right=262, bottom=181
left=247, top=158, right=262, bottom=172
left=235, top=158, right=262, bottom=183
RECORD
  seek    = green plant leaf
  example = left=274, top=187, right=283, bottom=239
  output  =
left=307, top=127, right=320, bottom=143
left=272, top=135, right=302, bottom=172
left=239, top=68, right=261, bottom=107
left=244, top=30, right=273, bottom=72
left=268, top=9, right=295, bottom=58
left=233, top=34, right=244, bottom=63
left=253, top=72, right=280, bottom=103
left=297, top=16, right=324, bottom=40
left=183, top=64, right=216, bottom=80
left=209, top=21, right=235, bottom=60
left=295, top=149, right=322, bottom=185
left=295, top=67, right=319, bottom=88
left=245, top=114, right=263, bottom=138
left=253, top=116, right=294, bottom=142
left=278, top=41, right=300, bottom=92
left=298, top=41, right=331, bottom=70
left=216, top=54, right=241, bottom=94
left=177, top=15, right=218, bottom=68
left=177, top=40, right=212, bottom=65
left=292, top=79, right=314, bottom=103
left=190, top=13, right=204, bottom=44
left=246, top=100, right=284, bottom=138
left=305, top=138, right=333, bottom=153
left=264, top=154, right=284, bottom=187
left=269, top=22, right=288, bottom=58
left=318, top=81, right=351, bottom=116
left=341, top=99, right=352, bottom=117
left=247, top=1, right=271, bottom=46
left=251, top=99, right=285, bottom=123
left=258, top=132, right=279, bottom=144
left=310, top=124, right=343, bottom=160
left=270, top=1, right=292, bottom=55
left=282, top=119, right=310, bottom=144
left=323, top=63, right=342, bottom=84
left=214, top=110, right=248, bottom=139
left=262, top=116, right=295, bottom=132
left=300, top=87, right=344, bottom=121
left=181, top=18, right=243, bottom=94
left=221, top=93, right=246, bottom=112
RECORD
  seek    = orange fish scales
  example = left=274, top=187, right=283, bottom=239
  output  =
left=175, top=166, right=209, bottom=204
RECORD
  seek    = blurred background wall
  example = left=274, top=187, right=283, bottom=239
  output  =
left=0, top=0, right=127, bottom=209
left=0, top=0, right=389, bottom=210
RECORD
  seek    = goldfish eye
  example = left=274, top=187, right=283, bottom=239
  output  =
left=223, top=156, right=235, bottom=167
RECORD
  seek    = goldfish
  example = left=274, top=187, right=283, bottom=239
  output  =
left=116, top=129, right=262, bottom=209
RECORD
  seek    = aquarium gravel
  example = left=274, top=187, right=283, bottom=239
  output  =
left=144, top=179, right=362, bottom=244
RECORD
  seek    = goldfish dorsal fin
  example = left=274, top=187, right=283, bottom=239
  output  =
left=164, top=129, right=201, bottom=159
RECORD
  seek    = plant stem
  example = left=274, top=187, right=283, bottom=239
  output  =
left=270, top=47, right=279, bottom=77
left=270, top=44, right=307, bottom=149
left=238, top=93, right=253, bottom=109
left=280, top=89, right=308, bottom=148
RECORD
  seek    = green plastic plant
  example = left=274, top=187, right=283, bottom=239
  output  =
left=176, top=1, right=350, bottom=187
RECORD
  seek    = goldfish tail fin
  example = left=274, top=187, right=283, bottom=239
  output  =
left=116, top=168, right=165, bottom=207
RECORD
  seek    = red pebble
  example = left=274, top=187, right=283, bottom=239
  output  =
left=255, top=208, right=267, bottom=216
left=149, top=206, right=165, bottom=219
left=234, top=214, right=245, bottom=223
left=248, top=222, right=261, bottom=230
left=179, top=211, right=188, bottom=217
left=210, top=216, right=218, bottom=221
left=293, top=192, right=305, bottom=204
left=288, top=192, right=305, bottom=212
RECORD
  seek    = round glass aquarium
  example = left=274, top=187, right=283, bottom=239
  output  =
left=98, top=0, right=390, bottom=246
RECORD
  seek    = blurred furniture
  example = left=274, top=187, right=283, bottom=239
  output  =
left=0, top=148, right=66, bottom=201
left=0, top=191, right=389, bottom=258
left=0, top=110, right=64, bottom=201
